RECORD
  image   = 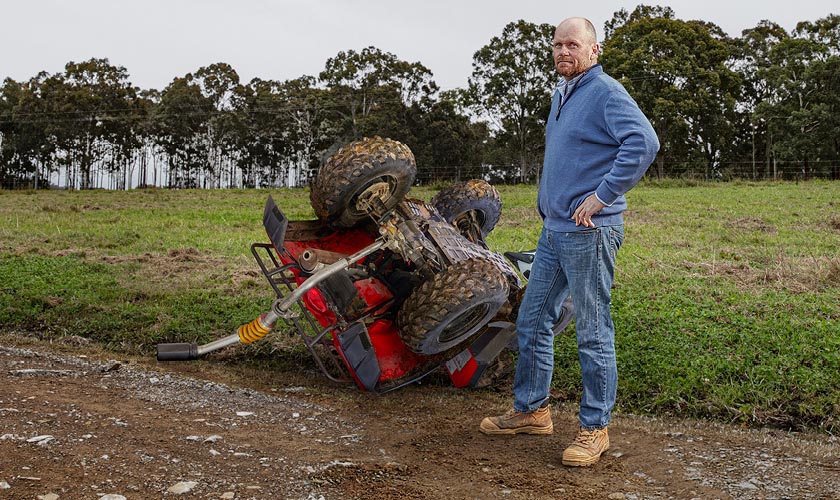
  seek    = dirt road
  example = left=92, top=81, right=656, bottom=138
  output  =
left=1, top=338, right=838, bottom=500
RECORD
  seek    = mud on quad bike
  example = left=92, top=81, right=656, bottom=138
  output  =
left=157, top=137, right=574, bottom=393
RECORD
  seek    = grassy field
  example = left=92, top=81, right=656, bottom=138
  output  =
left=1, top=181, right=838, bottom=432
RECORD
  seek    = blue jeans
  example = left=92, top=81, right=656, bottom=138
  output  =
left=513, top=225, right=624, bottom=429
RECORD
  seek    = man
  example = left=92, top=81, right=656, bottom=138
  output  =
left=480, top=17, right=659, bottom=467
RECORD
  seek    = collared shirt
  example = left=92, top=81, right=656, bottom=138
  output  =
left=557, top=72, right=586, bottom=106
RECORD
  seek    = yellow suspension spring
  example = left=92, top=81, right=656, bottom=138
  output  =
left=237, top=314, right=274, bottom=344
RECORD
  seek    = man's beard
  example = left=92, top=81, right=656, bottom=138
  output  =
left=556, top=60, right=586, bottom=78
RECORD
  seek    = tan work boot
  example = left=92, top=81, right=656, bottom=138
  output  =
left=562, top=426, right=609, bottom=466
left=479, top=407, right=553, bottom=435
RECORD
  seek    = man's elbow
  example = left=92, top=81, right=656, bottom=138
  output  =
left=644, top=132, right=660, bottom=163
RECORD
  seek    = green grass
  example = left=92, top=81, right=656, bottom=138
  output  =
left=1, top=182, right=838, bottom=432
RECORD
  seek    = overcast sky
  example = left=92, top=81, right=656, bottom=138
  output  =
left=1, top=0, right=836, bottom=92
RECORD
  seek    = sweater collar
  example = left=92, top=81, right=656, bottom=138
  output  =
left=574, top=63, right=602, bottom=88
left=555, top=63, right=602, bottom=93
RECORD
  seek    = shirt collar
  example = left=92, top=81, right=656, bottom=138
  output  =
left=556, top=71, right=587, bottom=97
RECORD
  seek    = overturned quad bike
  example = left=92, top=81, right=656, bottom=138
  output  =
left=157, top=137, right=574, bottom=393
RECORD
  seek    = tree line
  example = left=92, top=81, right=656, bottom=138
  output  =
left=1, top=5, right=838, bottom=190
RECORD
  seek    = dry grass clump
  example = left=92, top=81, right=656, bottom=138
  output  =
left=731, top=216, right=778, bottom=233
left=682, top=252, right=840, bottom=293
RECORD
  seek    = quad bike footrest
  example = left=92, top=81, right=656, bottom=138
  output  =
left=337, top=322, right=381, bottom=391
left=446, top=321, right=517, bottom=388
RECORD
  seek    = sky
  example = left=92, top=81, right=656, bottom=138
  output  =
left=1, top=0, right=836, bottom=93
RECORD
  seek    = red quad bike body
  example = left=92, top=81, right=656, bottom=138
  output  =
left=253, top=195, right=522, bottom=393
left=157, top=137, right=574, bottom=394
left=270, top=214, right=429, bottom=389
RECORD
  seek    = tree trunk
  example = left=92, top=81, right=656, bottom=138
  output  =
left=80, top=137, right=93, bottom=190
left=655, top=119, right=667, bottom=179
left=834, top=138, right=840, bottom=180
left=765, top=130, right=773, bottom=180
left=656, top=154, right=665, bottom=179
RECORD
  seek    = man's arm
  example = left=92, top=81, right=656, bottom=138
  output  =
left=594, top=91, right=660, bottom=207
left=574, top=90, right=659, bottom=228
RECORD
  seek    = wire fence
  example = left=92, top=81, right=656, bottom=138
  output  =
left=2, top=159, right=838, bottom=191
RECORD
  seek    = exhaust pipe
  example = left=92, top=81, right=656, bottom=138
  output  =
left=157, top=239, right=387, bottom=361
left=298, top=247, right=347, bottom=273
left=156, top=342, right=199, bottom=361
left=156, top=312, right=279, bottom=361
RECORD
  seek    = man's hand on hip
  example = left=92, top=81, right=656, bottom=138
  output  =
left=573, top=194, right=605, bottom=228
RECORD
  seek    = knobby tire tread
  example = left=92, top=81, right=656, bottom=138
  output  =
left=310, top=136, right=416, bottom=228
left=430, top=179, right=502, bottom=236
left=397, top=258, right=509, bottom=355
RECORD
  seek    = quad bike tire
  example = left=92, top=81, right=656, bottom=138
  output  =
left=430, top=179, right=502, bottom=237
left=397, top=257, right=509, bottom=355
left=310, top=136, right=416, bottom=228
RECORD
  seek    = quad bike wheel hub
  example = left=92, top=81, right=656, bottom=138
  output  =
left=355, top=179, right=393, bottom=213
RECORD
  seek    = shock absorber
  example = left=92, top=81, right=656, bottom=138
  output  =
left=237, top=313, right=275, bottom=344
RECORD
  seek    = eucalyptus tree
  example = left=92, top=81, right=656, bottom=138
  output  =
left=0, top=81, right=10, bottom=186
left=108, top=76, right=148, bottom=190
left=318, top=46, right=438, bottom=142
left=792, top=15, right=840, bottom=179
left=601, top=9, right=740, bottom=179
left=234, top=77, right=294, bottom=187
left=603, top=5, right=675, bottom=39
left=0, top=78, right=50, bottom=188
left=467, top=20, right=556, bottom=183
left=409, top=90, right=489, bottom=183
left=191, top=63, right=241, bottom=187
left=134, top=89, right=160, bottom=188
left=150, top=64, right=245, bottom=188
left=152, top=76, right=214, bottom=188
left=753, top=15, right=840, bottom=179
left=41, top=59, right=142, bottom=189
left=797, top=14, right=840, bottom=52
left=0, top=79, right=21, bottom=187
left=276, top=76, right=338, bottom=185
left=733, top=21, right=790, bottom=178
left=230, top=78, right=283, bottom=187
left=231, top=76, right=336, bottom=188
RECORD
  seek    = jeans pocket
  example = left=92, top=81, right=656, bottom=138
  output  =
left=569, top=228, right=599, bottom=237
left=609, top=226, right=624, bottom=255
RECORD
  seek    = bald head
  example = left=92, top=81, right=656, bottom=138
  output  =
left=557, top=17, right=598, bottom=44
left=552, top=17, right=600, bottom=79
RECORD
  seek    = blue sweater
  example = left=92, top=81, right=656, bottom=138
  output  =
left=538, top=64, right=659, bottom=232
